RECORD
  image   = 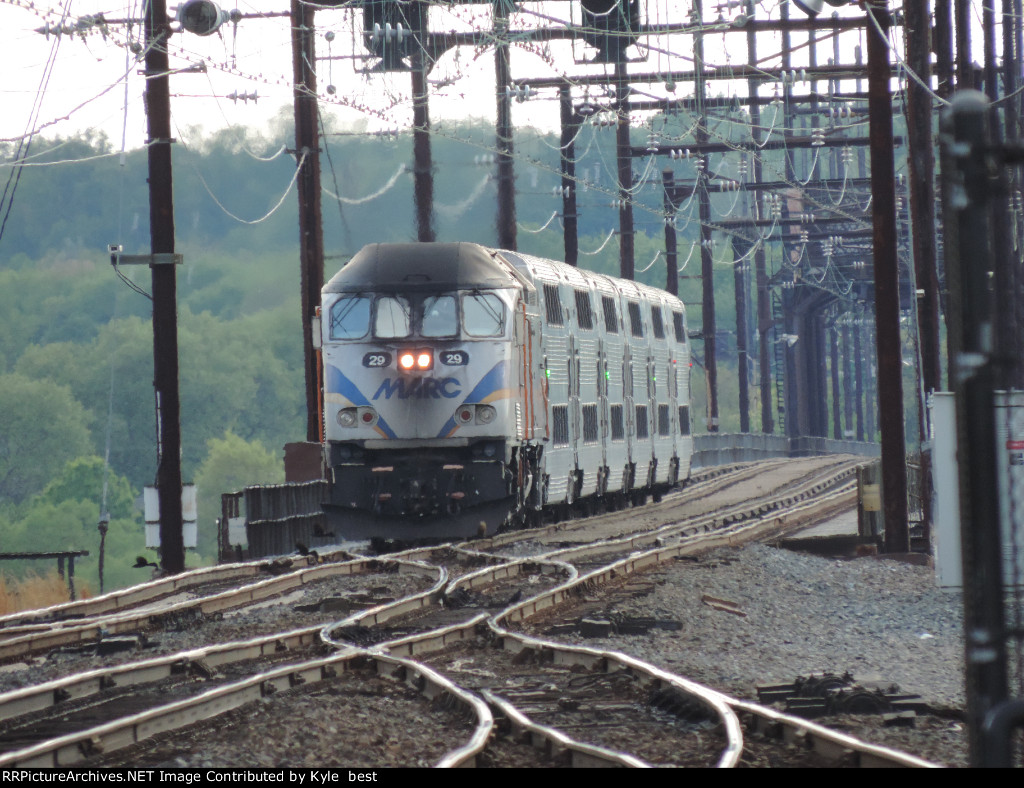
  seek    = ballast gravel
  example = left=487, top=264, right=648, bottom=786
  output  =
left=523, top=542, right=968, bottom=766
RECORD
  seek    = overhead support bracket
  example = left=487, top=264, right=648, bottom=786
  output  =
left=111, top=252, right=184, bottom=266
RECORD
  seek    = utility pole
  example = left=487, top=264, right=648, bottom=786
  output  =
left=942, top=89, right=1008, bottom=768
left=559, top=85, right=579, bottom=266
left=747, top=0, right=773, bottom=435
left=866, top=0, right=909, bottom=554
left=614, top=59, right=634, bottom=280
left=694, top=0, right=718, bottom=432
left=291, top=0, right=324, bottom=443
left=903, top=0, right=938, bottom=545
left=410, top=2, right=435, bottom=242
left=144, top=0, right=184, bottom=574
left=732, top=235, right=751, bottom=433
left=830, top=325, right=841, bottom=439
left=662, top=169, right=678, bottom=295
left=495, top=0, right=516, bottom=250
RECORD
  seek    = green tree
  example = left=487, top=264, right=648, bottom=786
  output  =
left=3, top=497, right=146, bottom=593
left=15, top=317, right=156, bottom=491
left=193, top=431, right=284, bottom=561
left=0, top=374, right=93, bottom=504
left=39, top=456, right=137, bottom=520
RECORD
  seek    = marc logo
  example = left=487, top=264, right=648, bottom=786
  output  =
left=373, top=377, right=462, bottom=400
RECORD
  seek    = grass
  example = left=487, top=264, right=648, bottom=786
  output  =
left=0, top=572, right=91, bottom=615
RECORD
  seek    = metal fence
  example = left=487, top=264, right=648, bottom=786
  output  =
left=691, top=433, right=879, bottom=468
left=219, top=480, right=329, bottom=561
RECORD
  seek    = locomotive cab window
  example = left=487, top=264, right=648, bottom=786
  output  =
left=421, top=295, right=457, bottom=337
left=463, top=293, right=506, bottom=337
left=329, top=295, right=371, bottom=340
left=374, top=296, right=411, bottom=338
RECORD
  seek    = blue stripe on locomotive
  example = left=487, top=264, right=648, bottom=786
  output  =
left=324, top=364, right=398, bottom=439
left=436, top=359, right=510, bottom=438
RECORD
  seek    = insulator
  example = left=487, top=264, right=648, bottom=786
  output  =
left=694, top=157, right=705, bottom=171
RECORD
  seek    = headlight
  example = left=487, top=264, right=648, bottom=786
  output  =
left=456, top=406, right=474, bottom=424
left=337, top=408, right=357, bottom=427
left=398, top=349, right=433, bottom=371
left=475, top=405, right=497, bottom=424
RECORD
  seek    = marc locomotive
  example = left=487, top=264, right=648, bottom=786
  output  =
left=319, top=242, right=693, bottom=541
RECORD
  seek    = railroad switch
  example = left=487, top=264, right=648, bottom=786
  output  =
left=575, top=615, right=682, bottom=638
left=756, top=672, right=925, bottom=720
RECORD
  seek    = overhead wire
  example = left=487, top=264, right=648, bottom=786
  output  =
left=0, top=0, right=71, bottom=245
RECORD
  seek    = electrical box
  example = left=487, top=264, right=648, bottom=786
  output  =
left=144, top=484, right=198, bottom=549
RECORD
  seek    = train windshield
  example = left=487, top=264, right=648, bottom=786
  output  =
left=329, top=296, right=370, bottom=340
left=463, top=292, right=506, bottom=337
left=421, top=295, right=458, bottom=337
left=375, top=296, right=411, bottom=338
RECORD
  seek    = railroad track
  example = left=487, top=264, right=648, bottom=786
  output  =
left=0, top=457, right=936, bottom=768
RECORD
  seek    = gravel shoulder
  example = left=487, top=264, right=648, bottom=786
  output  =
left=522, top=543, right=968, bottom=766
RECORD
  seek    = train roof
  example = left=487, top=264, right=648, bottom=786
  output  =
left=324, top=243, right=520, bottom=294
left=498, top=250, right=685, bottom=311
left=325, top=243, right=684, bottom=314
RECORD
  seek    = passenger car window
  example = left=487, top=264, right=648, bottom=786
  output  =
left=463, top=293, right=506, bottom=337
left=602, top=296, right=618, bottom=333
left=375, top=296, right=411, bottom=338
left=329, top=296, right=370, bottom=340
left=628, top=302, right=644, bottom=337
left=421, top=295, right=457, bottom=337
left=574, top=290, right=594, bottom=330
left=651, top=306, right=665, bottom=339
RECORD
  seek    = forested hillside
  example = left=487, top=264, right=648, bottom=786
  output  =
left=0, top=118, right=746, bottom=593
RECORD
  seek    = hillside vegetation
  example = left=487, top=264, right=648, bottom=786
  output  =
left=0, top=119, right=748, bottom=594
